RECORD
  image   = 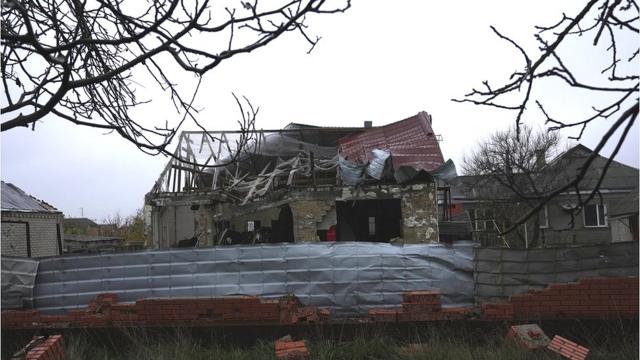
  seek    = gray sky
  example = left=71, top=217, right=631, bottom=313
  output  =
left=2, top=1, right=638, bottom=221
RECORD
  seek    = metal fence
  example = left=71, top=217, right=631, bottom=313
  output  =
left=3, top=241, right=638, bottom=315
left=29, top=242, right=475, bottom=315
left=474, top=242, right=639, bottom=302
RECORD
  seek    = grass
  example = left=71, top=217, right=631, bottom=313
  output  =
left=2, top=321, right=638, bottom=360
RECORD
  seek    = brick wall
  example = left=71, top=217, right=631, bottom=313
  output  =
left=509, top=277, right=639, bottom=320
left=367, top=276, right=638, bottom=323
left=1, top=293, right=329, bottom=329
left=2, top=277, right=637, bottom=330
left=1, top=221, right=28, bottom=256
left=1, top=211, right=62, bottom=257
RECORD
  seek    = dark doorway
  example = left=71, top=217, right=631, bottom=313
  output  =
left=274, top=205, right=294, bottom=243
left=335, top=199, right=401, bottom=242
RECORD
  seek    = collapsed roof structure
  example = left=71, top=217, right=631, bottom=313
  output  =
left=146, top=111, right=451, bottom=248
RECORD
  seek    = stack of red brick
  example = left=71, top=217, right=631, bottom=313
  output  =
left=369, top=290, right=471, bottom=322
left=480, top=302, right=514, bottom=321
left=274, top=338, right=309, bottom=359
left=279, top=294, right=326, bottom=324
left=22, top=335, right=64, bottom=360
left=2, top=293, right=328, bottom=329
left=510, top=277, right=639, bottom=320
left=547, top=335, right=590, bottom=360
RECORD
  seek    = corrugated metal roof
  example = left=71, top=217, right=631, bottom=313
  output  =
left=1, top=181, right=59, bottom=213
left=337, top=111, right=445, bottom=172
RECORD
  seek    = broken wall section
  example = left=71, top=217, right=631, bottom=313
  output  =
left=221, top=183, right=440, bottom=244
left=290, top=200, right=335, bottom=242
left=401, top=183, right=439, bottom=243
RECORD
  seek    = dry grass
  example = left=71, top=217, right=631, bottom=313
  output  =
left=3, top=321, right=637, bottom=360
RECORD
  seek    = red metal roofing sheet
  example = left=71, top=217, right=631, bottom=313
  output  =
left=337, top=111, right=444, bottom=172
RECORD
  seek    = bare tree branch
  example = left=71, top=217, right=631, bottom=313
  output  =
left=455, top=0, right=638, bottom=241
left=1, top=0, right=351, bottom=159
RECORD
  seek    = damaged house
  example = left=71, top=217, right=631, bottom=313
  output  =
left=146, top=111, right=448, bottom=248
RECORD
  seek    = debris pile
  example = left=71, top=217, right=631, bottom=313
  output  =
left=14, top=335, right=64, bottom=360
left=506, top=324, right=550, bottom=349
left=547, top=335, right=590, bottom=360
left=275, top=336, right=309, bottom=360
left=505, top=324, right=589, bottom=360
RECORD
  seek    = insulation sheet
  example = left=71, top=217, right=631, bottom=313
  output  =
left=32, top=242, right=475, bottom=315
left=1, top=256, right=39, bottom=309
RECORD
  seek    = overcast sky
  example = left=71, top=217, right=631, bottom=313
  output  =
left=1, top=1, right=638, bottom=221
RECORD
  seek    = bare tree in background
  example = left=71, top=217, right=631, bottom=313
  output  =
left=462, top=125, right=562, bottom=247
left=454, top=0, right=638, bottom=235
left=1, top=0, right=350, bottom=160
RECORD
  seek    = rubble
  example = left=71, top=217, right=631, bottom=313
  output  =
left=547, top=335, right=590, bottom=360
left=275, top=336, right=309, bottom=359
left=13, top=335, right=64, bottom=360
left=506, top=324, right=550, bottom=349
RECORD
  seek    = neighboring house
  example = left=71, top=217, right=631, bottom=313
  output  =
left=608, top=191, right=639, bottom=243
left=448, top=144, right=639, bottom=247
left=64, top=218, right=119, bottom=236
left=1, top=181, right=63, bottom=257
left=146, top=111, right=446, bottom=248
left=64, top=234, right=124, bottom=253
left=63, top=217, right=98, bottom=234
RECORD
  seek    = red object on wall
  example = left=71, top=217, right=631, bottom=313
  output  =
left=326, top=226, right=336, bottom=241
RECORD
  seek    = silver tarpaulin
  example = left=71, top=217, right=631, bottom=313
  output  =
left=32, top=242, right=475, bottom=315
left=1, top=256, right=39, bottom=309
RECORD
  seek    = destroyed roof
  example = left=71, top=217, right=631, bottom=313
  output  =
left=149, top=110, right=446, bottom=197
left=1, top=181, right=59, bottom=213
left=338, top=111, right=445, bottom=172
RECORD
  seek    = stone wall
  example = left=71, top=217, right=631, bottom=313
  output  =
left=400, top=183, right=439, bottom=243
left=290, top=200, right=335, bottom=242
left=149, top=181, right=439, bottom=247
left=1, top=211, right=62, bottom=257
